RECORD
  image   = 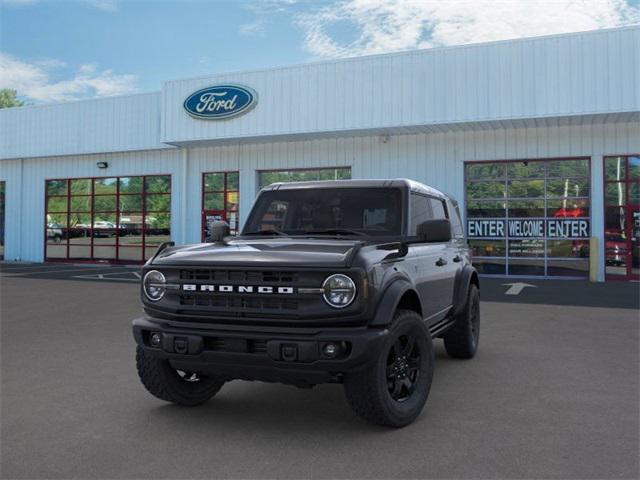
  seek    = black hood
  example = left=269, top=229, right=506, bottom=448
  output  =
left=151, top=238, right=363, bottom=268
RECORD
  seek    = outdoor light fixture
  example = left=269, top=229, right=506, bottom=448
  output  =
left=96, top=161, right=108, bottom=169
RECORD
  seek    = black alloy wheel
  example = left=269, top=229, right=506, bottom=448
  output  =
left=344, top=309, right=434, bottom=427
left=386, top=335, right=421, bottom=402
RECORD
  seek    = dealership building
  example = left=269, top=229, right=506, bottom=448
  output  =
left=0, top=26, right=638, bottom=281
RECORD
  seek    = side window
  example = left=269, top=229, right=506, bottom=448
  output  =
left=448, top=200, right=464, bottom=237
left=429, top=198, right=447, bottom=220
left=410, top=193, right=432, bottom=235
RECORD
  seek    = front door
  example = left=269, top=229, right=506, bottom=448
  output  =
left=202, top=171, right=239, bottom=241
left=604, top=155, right=639, bottom=280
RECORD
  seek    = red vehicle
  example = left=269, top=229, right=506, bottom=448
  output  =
left=553, top=206, right=585, bottom=218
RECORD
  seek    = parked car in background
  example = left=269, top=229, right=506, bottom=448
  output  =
left=93, top=221, right=116, bottom=237
left=46, top=223, right=64, bottom=243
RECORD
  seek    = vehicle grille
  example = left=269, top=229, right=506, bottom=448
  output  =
left=166, top=269, right=322, bottom=322
left=179, top=294, right=299, bottom=312
left=203, top=337, right=268, bottom=354
left=179, top=269, right=299, bottom=284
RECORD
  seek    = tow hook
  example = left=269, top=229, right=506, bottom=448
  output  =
left=281, top=344, right=298, bottom=361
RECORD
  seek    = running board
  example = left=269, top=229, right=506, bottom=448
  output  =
left=428, top=317, right=456, bottom=338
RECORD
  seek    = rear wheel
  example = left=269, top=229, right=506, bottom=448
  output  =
left=344, top=310, right=434, bottom=427
left=136, top=346, right=225, bottom=406
left=443, top=284, right=480, bottom=359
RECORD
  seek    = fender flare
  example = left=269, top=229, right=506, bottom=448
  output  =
left=369, top=278, right=421, bottom=327
left=452, top=265, right=479, bottom=316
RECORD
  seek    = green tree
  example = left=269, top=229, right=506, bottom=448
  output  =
left=0, top=89, right=25, bottom=109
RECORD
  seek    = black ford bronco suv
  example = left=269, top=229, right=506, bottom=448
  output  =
left=133, top=179, right=480, bottom=427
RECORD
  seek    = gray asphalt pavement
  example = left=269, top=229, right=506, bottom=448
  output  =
left=1, top=267, right=638, bottom=479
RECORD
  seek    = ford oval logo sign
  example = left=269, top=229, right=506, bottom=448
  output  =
left=183, top=84, right=257, bottom=120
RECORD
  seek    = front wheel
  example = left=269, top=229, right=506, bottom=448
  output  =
left=344, top=310, right=434, bottom=428
left=136, top=347, right=225, bottom=406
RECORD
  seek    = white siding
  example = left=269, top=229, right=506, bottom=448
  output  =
left=162, top=27, right=639, bottom=145
left=0, top=92, right=168, bottom=160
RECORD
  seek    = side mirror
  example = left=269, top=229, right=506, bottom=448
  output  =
left=207, top=220, right=230, bottom=243
left=416, top=219, right=451, bottom=243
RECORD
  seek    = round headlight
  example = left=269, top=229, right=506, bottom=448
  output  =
left=322, top=274, right=356, bottom=308
left=143, top=270, right=166, bottom=302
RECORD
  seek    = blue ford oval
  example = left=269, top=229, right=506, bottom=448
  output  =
left=183, top=85, right=257, bottom=120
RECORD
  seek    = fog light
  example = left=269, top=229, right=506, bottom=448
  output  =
left=150, top=332, right=162, bottom=347
left=323, top=343, right=338, bottom=358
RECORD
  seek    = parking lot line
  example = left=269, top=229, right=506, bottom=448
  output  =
left=0, top=266, right=137, bottom=276
left=72, top=271, right=140, bottom=282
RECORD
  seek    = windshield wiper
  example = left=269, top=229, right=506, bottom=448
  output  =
left=304, top=228, right=366, bottom=236
left=242, top=229, right=289, bottom=236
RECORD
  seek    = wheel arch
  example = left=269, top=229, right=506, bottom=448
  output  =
left=452, top=265, right=479, bottom=316
left=370, top=279, right=423, bottom=327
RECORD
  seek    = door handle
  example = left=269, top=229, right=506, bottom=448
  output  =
left=453, top=255, right=462, bottom=263
left=435, top=257, right=447, bottom=267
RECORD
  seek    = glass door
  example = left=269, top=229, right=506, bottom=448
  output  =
left=201, top=171, right=239, bottom=241
left=604, top=155, right=639, bottom=280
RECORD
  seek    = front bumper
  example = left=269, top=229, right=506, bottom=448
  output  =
left=132, top=316, right=389, bottom=386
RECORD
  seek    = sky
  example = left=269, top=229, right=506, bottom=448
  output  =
left=1, top=0, right=639, bottom=104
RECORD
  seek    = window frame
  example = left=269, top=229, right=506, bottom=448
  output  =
left=44, top=174, right=171, bottom=263
left=603, top=154, right=640, bottom=280
left=464, top=157, right=592, bottom=278
left=201, top=171, right=240, bottom=238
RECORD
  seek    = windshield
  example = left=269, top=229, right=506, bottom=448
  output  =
left=243, top=187, right=403, bottom=236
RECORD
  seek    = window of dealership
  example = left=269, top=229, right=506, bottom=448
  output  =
left=465, top=158, right=592, bottom=277
left=604, top=155, right=639, bottom=280
left=45, top=175, right=171, bottom=262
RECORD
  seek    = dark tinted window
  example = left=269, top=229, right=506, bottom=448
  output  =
left=244, top=188, right=402, bottom=236
left=409, top=194, right=431, bottom=235
left=449, top=201, right=464, bottom=237
left=429, top=198, right=447, bottom=220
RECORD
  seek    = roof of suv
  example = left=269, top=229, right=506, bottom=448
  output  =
left=262, top=178, right=448, bottom=199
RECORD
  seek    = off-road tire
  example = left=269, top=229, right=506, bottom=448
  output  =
left=344, top=309, right=434, bottom=428
left=443, top=284, right=480, bottom=359
left=136, top=346, right=224, bottom=406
